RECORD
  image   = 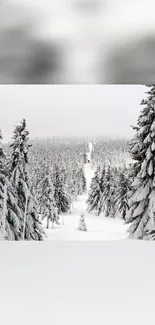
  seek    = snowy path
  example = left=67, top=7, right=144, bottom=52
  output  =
left=44, top=142, right=128, bottom=241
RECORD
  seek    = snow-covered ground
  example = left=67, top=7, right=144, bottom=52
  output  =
left=1, top=240, right=155, bottom=325
left=44, top=142, right=128, bottom=241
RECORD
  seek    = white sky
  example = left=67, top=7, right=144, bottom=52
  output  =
left=0, top=85, right=146, bottom=142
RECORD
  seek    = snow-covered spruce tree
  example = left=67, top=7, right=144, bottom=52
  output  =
left=9, top=119, right=44, bottom=240
left=53, top=164, right=70, bottom=215
left=99, top=165, right=117, bottom=218
left=101, top=165, right=112, bottom=217
left=86, top=165, right=102, bottom=215
left=109, top=166, right=118, bottom=218
left=0, top=130, right=6, bottom=239
left=0, top=130, right=22, bottom=240
left=80, top=167, right=87, bottom=193
left=67, top=172, right=77, bottom=202
left=126, top=85, right=155, bottom=239
left=83, top=152, right=87, bottom=164
left=114, top=167, right=130, bottom=220
left=39, top=169, right=58, bottom=229
left=34, top=161, right=51, bottom=215
left=95, top=164, right=107, bottom=215
left=78, top=213, right=87, bottom=231
left=77, top=167, right=87, bottom=195
left=37, top=164, right=50, bottom=215
left=98, top=164, right=106, bottom=193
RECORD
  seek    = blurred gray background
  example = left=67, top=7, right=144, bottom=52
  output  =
left=0, top=0, right=155, bottom=84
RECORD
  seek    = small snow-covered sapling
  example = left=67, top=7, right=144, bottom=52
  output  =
left=78, top=213, right=87, bottom=231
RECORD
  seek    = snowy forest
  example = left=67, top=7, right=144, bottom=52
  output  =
left=1, top=85, right=155, bottom=240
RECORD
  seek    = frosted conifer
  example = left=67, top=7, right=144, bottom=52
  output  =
left=78, top=213, right=87, bottom=231
left=9, top=119, right=44, bottom=240
left=86, top=166, right=102, bottom=215
left=53, top=164, right=70, bottom=214
left=115, top=167, right=130, bottom=220
left=126, top=85, right=155, bottom=239
left=0, top=130, right=22, bottom=240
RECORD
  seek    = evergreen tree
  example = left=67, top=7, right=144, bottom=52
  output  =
left=87, top=165, right=107, bottom=216
left=101, top=165, right=112, bottom=217
left=53, top=164, right=70, bottom=214
left=0, top=130, right=22, bottom=240
left=68, top=171, right=77, bottom=202
left=39, top=169, right=58, bottom=228
left=98, top=164, right=106, bottom=193
left=81, top=167, right=87, bottom=193
left=77, top=167, right=87, bottom=195
left=98, top=165, right=117, bottom=218
left=9, top=119, right=44, bottom=240
left=109, top=167, right=118, bottom=218
left=83, top=153, right=87, bottom=164
left=96, top=165, right=106, bottom=215
left=86, top=166, right=102, bottom=215
left=37, top=165, right=50, bottom=214
left=78, top=213, right=87, bottom=231
left=126, top=85, right=155, bottom=239
left=126, top=163, right=136, bottom=201
left=35, top=161, right=51, bottom=215
left=4, top=179, right=22, bottom=240
left=115, top=167, right=130, bottom=220
left=0, top=130, right=6, bottom=238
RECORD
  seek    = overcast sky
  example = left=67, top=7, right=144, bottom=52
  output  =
left=0, top=85, right=146, bottom=142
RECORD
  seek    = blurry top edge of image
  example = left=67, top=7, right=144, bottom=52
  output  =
left=0, top=0, right=155, bottom=84
left=0, top=0, right=62, bottom=84
left=71, top=0, right=104, bottom=12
